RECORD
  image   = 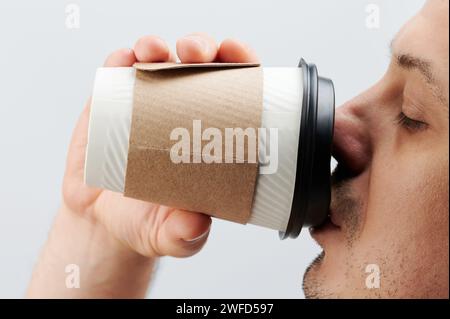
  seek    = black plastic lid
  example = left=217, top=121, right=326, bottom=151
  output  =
left=279, top=59, right=335, bottom=239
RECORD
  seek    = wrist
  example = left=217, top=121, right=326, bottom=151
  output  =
left=27, top=203, right=155, bottom=298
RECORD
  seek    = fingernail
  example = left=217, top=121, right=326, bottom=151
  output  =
left=185, top=226, right=211, bottom=243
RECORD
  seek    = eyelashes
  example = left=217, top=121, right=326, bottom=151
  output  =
left=396, top=112, right=428, bottom=132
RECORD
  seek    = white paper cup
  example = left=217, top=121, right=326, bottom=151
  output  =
left=85, top=61, right=334, bottom=237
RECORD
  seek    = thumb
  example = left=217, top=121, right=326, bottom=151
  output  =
left=156, top=210, right=212, bottom=258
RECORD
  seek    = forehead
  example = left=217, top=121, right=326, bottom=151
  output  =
left=393, top=1, right=449, bottom=86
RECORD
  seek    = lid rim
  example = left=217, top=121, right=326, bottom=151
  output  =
left=279, top=59, right=335, bottom=239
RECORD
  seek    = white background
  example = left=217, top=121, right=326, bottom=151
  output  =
left=0, top=0, right=424, bottom=298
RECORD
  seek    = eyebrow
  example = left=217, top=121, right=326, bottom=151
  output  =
left=390, top=41, right=448, bottom=108
left=396, top=54, right=434, bottom=84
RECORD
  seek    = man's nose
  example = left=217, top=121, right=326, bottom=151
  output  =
left=332, top=101, right=372, bottom=175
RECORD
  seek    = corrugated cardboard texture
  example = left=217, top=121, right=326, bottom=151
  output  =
left=124, top=63, right=262, bottom=223
left=133, top=62, right=260, bottom=71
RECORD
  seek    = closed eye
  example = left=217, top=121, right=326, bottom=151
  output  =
left=396, top=112, right=428, bottom=132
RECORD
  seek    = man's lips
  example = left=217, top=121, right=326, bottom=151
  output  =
left=317, top=211, right=341, bottom=230
left=329, top=208, right=343, bottom=228
left=309, top=210, right=342, bottom=246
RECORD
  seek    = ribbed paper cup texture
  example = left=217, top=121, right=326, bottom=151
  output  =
left=85, top=67, right=303, bottom=232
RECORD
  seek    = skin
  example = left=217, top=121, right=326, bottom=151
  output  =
left=27, top=0, right=448, bottom=299
left=27, top=33, right=258, bottom=298
left=305, top=0, right=449, bottom=298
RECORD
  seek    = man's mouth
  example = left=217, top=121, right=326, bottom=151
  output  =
left=311, top=210, right=341, bottom=233
left=309, top=211, right=341, bottom=248
left=309, top=115, right=367, bottom=246
left=309, top=160, right=355, bottom=245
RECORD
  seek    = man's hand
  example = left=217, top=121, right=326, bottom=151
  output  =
left=63, top=33, right=258, bottom=258
left=27, top=33, right=258, bottom=298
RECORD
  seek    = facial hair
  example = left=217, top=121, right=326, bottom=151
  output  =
left=303, top=162, right=363, bottom=298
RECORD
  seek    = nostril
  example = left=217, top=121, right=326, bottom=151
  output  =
left=332, top=111, right=371, bottom=177
left=331, top=154, right=359, bottom=185
left=332, top=135, right=367, bottom=175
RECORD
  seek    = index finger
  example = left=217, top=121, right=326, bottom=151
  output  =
left=216, top=38, right=259, bottom=63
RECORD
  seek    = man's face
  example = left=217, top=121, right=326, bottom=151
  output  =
left=303, top=0, right=449, bottom=298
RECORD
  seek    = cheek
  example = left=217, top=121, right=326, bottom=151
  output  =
left=334, top=141, right=448, bottom=296
left=363, top=110, right=448, bottom=235
left=358, top=142, right=449, bottom=288
left=366, top=141, right=448, bottom=239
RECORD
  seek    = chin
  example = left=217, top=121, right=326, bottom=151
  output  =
left=303, top=216, right=348, bottom=299
left=309, top=213, right=344, bottom=248
left=302, top=250, right=337, bottom=299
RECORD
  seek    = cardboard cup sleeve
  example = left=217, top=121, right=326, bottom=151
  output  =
left=85, top=64, right=303, bottom=232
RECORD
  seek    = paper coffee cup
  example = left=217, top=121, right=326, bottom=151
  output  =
left=85, top=60, right=334, bottom=238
